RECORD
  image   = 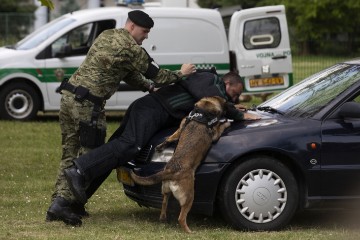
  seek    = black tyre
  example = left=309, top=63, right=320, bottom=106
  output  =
left=0, top=83, right=40, bottom=120
left=218, top=156, right=299, bottom=231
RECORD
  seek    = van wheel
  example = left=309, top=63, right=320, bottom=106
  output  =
left=218, top=156, right=299, bottom=231
left=0, top=83, right=40, bottom=120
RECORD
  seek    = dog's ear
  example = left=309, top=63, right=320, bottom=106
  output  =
left=214, top=96, right=227, bottom=112
left=213, top=96, right=225, bottom=103
left=196, top=97, right=212, bottom=108
left=213, top=96, right=226, bottom=107
left=207, top=97, right=225, bottom=116
left=219, top=97, right=226, bottom=105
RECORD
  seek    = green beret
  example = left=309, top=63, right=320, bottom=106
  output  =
left=128, top=10, right=154, bottom=29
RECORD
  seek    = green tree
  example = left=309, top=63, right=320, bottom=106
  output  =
left=0, top=0, right=37, bottom=12
left=0, top=0, right=37, bottom=44
left=38, top=0, right=54, bottom=10
left=57, top=0, right=80, bottom=17
left=197, top=0, right=258, bottom=9
left=258, top=0, right=360, bottom=55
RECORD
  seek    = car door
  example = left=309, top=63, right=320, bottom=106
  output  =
left=228, top=5, right=292, bottom=94
left=43, top=20, right=116, bottom=107
left=320, top=94, right=360, bottom=197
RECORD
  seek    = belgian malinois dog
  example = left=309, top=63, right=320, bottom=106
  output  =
left=130, top=96, right=231, bottom=233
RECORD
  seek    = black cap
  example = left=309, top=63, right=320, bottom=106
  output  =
left=128, top=10, right=154, bottom=29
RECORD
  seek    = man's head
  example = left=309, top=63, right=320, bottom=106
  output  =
left=125, top=10, right=154, bottom=45
left=222, top=72, right=243, bottom=103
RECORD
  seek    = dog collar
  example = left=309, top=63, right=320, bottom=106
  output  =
left=187, top=108, right=219, bottom=128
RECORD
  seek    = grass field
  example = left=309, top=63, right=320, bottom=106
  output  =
left=1, top=119, right=360, bottom=240
left=292, top=55, right=353, bottom=84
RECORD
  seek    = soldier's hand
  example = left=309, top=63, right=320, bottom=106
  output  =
left=234, top=104, right=248, bottom=111
left=243, top=112, right=261, bottom=120
left=180, top=63, right=196, bottom=76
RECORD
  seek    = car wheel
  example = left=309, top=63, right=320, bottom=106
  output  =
left=0, top=83, right=40, bottom=120
left=218, top=156, right=299, bottom=231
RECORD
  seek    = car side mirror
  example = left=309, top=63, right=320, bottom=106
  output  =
left=338, top=102, right=360, bottom=118
left=55, top=43, right=72, bottom=58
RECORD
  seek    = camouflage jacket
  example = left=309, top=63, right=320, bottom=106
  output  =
left=68, top=28, right=183, bottom=100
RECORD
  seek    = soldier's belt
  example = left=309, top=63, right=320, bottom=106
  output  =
left=57, top=79, right=104, bottom=106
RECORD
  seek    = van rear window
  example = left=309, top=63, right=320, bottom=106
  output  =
left=243, top=17, right=281, bottom=50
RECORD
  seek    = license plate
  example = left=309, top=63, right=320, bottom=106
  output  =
left=249, top=77, right=284, bottom=88
left=117, top=167, right=134, bottom=186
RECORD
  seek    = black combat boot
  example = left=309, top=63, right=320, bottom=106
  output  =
left=71, top=202, right=89, bottom=218
left=46, top=196, right=82, bottom=226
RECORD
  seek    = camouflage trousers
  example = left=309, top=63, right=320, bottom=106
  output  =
left=51, top=93, right=106, bottom=203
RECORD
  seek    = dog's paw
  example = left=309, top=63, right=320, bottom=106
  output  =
left=224, top=121, right=231, bottom=128
left=159, top=215, right=167, bottom=222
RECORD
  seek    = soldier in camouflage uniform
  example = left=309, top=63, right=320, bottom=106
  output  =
left=46, top=10, right=196, bottom=226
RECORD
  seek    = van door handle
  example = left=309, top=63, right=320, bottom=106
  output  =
left=272, top=55, right=287, bottom=60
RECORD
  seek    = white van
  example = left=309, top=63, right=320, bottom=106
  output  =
left=0, top=5, right=292, bottom=120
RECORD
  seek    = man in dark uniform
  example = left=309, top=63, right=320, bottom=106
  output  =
left=63, top=70, right=260, bottom=225
left=46, top=10, right=196, bottom=226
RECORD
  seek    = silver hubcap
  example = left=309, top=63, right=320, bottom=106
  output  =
left=5, top=90, right=33, bottom=119
left=235, top=169, right=287, bottom=223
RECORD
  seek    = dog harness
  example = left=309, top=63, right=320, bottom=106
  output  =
left=186, top=107, right=220, bottom=128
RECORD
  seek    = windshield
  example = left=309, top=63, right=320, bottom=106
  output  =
left=14, top=16, right=75, bottom=50
left=259, top=63, right=360, bottom=118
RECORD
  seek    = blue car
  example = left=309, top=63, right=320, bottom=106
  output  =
left=118, top=59, right=360, bottom=231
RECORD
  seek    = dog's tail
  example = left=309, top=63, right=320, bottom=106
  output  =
left=130, top=169, right=174, bottom=186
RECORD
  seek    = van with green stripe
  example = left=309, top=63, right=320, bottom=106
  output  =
left=0, top=5, right=292, bottom=120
